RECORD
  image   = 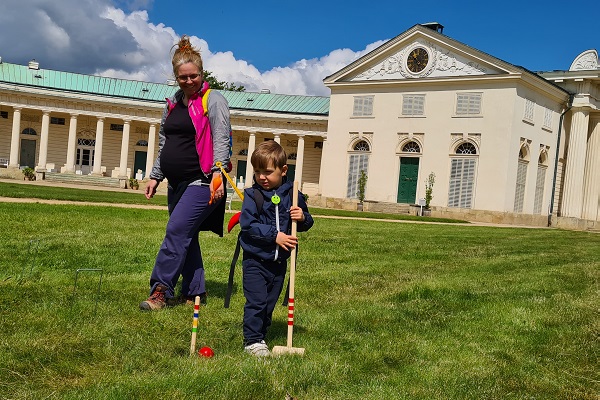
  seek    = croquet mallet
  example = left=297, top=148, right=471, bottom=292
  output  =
left=189, top=295, right=200, bottom=356
left=215, top=161, right=246, bottom=232
left=272, top=181, right=305, bottom=356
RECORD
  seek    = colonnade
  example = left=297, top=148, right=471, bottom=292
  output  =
left=4, top=105, right=312, bottom=188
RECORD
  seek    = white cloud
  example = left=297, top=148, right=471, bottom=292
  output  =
left=1, top=1, right=384, bottom=96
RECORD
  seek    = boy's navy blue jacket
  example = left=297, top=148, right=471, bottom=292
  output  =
left=239, top=179, right=314, bottom=262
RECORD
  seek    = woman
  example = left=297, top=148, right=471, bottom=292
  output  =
left=140, top=35, right=231, bottom=310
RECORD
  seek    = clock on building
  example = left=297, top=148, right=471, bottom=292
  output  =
left=406, top=47, right=429, bottom=73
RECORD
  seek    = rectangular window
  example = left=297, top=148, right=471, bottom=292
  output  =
left=347, top=153, right=369, bottom=199
left=448, top=158, right=476, bottom=208
left=533, top=165, right=547, bottom=214
left=543, top=108, right=552, bottom=130
left=110, top=123, right=124, bottom=131
left=524, top=99, right=535, bottom=123
left=455, top=93, right=482, bottom=116
left=0, top=111, right=8, bottom=119
left=50, top=117, right=65, bottom=125
left=353, top=96, right=373, bottom=117
left=514, top=160, right=528, bottom=213
left=402, top=94, right=425, bottom=116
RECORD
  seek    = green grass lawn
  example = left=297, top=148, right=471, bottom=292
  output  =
left=0, top=186, right=598, bottom=399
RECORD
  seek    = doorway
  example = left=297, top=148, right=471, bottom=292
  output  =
left=397, top=157, right=419, bottom=203
left=134, top=151, right=147, bottom=178
left=76, top=146, right=95, bottom=174
left=236, top=160, right=247, bottom=186
left=19, top=139, right=36, bottom=168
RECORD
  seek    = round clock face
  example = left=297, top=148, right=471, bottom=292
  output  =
left=407, top=47, right=429, bottom=73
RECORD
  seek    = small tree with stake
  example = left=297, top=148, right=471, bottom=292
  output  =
left=425, top=172, right=435, bottom=209
left=357, top=169, right=368, bottom=210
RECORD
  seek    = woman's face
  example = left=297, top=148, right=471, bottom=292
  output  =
left=176, top=62, right=203, bottom=98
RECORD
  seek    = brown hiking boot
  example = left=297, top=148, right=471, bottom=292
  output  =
left=139, top=284, right=168, bottom=311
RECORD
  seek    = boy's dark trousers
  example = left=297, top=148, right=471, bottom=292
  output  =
left=242, top=256, right=286, bottom=345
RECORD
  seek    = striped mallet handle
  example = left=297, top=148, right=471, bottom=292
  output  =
left=286, top=181, right=299, bottom=348
left=189, top=296, right=200, bottom=355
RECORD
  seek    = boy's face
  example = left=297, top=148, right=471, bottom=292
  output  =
left=253, top=161, right=287, bottom=191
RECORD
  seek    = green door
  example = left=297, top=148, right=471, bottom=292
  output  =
left=236, top=160, right=247, bottom=185
left=286, top=164, right=296, bottom=183
left=20, top=139, right=36, bottom=168
left=134, top=151, right=147, bottom=178
left=397, top=157, right=419, bottom=203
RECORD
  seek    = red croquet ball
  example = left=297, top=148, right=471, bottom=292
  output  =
left=198, top=346, right=214, bottom=358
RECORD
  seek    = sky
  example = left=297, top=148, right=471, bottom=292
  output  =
left=0, top=0, right=597, bottom=97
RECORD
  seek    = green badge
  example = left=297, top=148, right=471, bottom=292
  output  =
left=271, top=194, right=280, bottom=205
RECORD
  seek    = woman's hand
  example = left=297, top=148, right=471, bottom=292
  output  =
left=209, top=171, right=224, bottom=204
left=145, top=179, right=159, bottom=200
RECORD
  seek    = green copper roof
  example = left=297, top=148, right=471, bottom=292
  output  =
left=0, top=61, right=329, bottom=116
left=223, top=91, right=329, bottom=115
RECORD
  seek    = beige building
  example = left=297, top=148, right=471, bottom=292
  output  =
left=1, top=23, right=598, bottom=229
left=318, top=24, right=599, bottom=229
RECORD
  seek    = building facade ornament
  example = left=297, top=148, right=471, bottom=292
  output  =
left=569, top=50, right=599, bottom=71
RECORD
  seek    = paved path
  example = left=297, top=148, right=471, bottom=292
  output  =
left=0, top=178, right=550, bottom=229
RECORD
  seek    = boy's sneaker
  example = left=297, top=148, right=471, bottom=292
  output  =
left=170, top=292, right=207, bottom=306
left=244, top=340, right=270, bottom=357
left=139, top=284, right=168, bottom=311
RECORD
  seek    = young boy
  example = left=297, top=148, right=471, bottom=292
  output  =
left=239, top=141, right=314, bottom=357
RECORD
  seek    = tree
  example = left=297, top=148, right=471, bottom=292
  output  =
left=203, top=70, right=245, bottom=92
left=358, top=169, right=368, bottom=204
left=425, top=172, right=435, bottom=209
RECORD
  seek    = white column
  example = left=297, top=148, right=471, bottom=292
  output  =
left=561, top=109, right=589, bottom=218
left=92, top=117, right=105, bottom=175
left=36, top=111, right=51, bottom=171
left=64, top=114, right=78, bottom=173
left=8, top=107, right=22, bottom=168
left=118, top=120, right=131, bottom=178
left=317, top=136, right=327, bottom=196
left=582, top=119, right=600, bottom=220
left=294, top=134, right=305, bottom=187
left=145, top=123, right=157, bottom=179
left=245, top=131, right=257, bottom=187
left=273, top=133, right=281, bottom=144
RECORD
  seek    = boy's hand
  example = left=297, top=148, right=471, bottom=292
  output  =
left=276, top=232, right=298, bottom=251
left=289, top=206, right=305, bottom=222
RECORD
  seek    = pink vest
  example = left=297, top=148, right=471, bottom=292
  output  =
left=165, top=81, right=213, bottom=175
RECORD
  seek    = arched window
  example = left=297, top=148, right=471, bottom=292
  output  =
left=136, top=140, right=148, bottom=147
left=347, top=139, right=371, bottom=199
left=22, top=128, right=37, bottom=135
left=448, top=141, right=478, bottom=208
left=455, top=142, right=477, bottom=155
left=353, top=140, right=370, bottom=152
left=238, top=149, right=248, bottom=156
left=533, top=150, right=549, bottom=214
left=402, top=141, right=421, bottom=153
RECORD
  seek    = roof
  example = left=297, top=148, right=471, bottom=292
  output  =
left=0, top=61, right=329, bottom=116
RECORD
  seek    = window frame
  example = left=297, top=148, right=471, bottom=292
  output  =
left=346, top=139, right=371, bottom=199
left=523, top=99, right=535, bottom=124
left=352, top=96, right=374, bottom=118
left=454, top=92, right=483, bottom=117
left=401, top=94, right=425, bottom=117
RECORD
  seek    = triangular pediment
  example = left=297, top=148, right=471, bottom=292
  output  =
left=325, top=25, right=519, bottom=84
